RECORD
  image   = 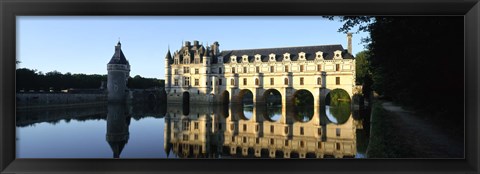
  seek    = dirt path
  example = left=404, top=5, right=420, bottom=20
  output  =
left=381, top=102, right=463, bottom=158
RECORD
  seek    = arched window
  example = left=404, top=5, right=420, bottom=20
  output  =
left=317, top=77, right=322, bottom=85
left=255, top=78, right=259, bottom=85
left=284, top=78, right=289, bottom=85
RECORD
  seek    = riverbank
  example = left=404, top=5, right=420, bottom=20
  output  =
left=366, top=100, right=463, bottom=158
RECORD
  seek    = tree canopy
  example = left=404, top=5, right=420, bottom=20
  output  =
left=16, top=68, right=164, bottom=91
left=330, top=16, right=463, bottom=121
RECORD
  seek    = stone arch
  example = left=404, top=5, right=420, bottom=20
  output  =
left=324, top=88, right=351, bottom=125
left=263, top=89, right=282, bottom=107
left=291, top=89, right=315, bottom=122
left=182, top=91, right=190, bottom=107
left=221, top=90, right=230, bottom=105
left=325, top=88, right=351, bottom=106
left=236, top=89, right=254, bottom=105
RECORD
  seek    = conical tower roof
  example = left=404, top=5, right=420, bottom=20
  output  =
left=108, top=41, right=130, bottom=65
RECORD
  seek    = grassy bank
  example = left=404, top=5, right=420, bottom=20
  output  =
left=366, top=101, right=414, bottom=158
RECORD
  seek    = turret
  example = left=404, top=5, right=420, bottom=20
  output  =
left=211, top=41, right=220, bottom=56
left=107, top=41, right=131, bottom=103
left=165, top=48, right=172, bottom=91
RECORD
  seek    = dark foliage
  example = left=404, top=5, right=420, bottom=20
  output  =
left=329, top=16, right=464, bottom=126
left=16, top=68, right=164, bottom=91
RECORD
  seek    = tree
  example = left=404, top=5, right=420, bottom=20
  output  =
left=328, top=16, right=464, bottom=122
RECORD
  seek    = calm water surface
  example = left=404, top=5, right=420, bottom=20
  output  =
left=16, top=102, right=369, bottom=158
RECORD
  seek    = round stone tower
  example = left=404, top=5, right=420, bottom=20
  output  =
left=107, top=41, right=130, bottom=103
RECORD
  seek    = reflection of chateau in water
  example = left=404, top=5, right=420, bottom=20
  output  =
left=164, top=104, right=361, bottom=158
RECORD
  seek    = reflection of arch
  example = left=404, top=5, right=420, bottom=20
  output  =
left=263, top=89, right=282, bottom=106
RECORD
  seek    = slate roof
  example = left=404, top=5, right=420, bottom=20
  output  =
left=215, top=44, right=354, bottom=64
left=108, top=42, right=130, bottom=65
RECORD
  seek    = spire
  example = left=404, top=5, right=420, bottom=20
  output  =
left=165, top=48, right=172, bottom=60
left=109, top=41, right=129, bottom=65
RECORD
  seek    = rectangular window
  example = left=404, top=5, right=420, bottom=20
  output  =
left=285, top=140, right=289, bottom=146
left=270, top=78, right=274, bottom=85
left=174, top=69, right=178, bottom=75
left=256, top=66, right=259, bottom=73
left=243, top=78, right=247, bottom=85
left=300, top=77, right=304, bottom=85
left=243, top=67, right=247, bottom=73
left=219, top=78, right=222, bottom=85
left=285, top=65, right=289, bottom=72
left=300, top=127, right=304, bottom=135
left=194, top=134, right=198, bottom=140
left=336, top=128, right=341, bottom=137
left=284, top=127, right=289, bottom=134
left=336, top=64, right=340, bottom=71
left=256, top=138, right=260, bottom=144
left=270, top=125, right=274, bottom=133
left=195, top=79, right=199, bottom=86
left=256, top=125, right=259, bottom=132
left=300, top=65, right=304, bottom=72
left=318, top=128, right=322, bottom=135
left=336, top=77, right=340, bottom=85
left=243, top=124, right=247, bottom=132
left=270, top=66, right=274, bottom=73
left=185, top=77, right=190, bottom=86
left=195, top=68, right=199, bottom=74
left=194, top=122, right=199, bottom=129
left=232, top=67, right=236, bottom=73
left=318, top=64, right=322, bottom=71
left=174, top=79, right=179, bottom=86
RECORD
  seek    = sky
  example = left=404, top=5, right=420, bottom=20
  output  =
left=17, top=16, right=369, bottom=79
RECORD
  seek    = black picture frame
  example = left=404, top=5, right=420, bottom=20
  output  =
left=1, top=0, right=478, bottom=173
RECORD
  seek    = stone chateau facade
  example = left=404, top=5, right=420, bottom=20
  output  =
left=165, top=33, right=356, bottom=106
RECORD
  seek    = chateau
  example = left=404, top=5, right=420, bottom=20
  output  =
left=165, top=33, right=356, bottom=106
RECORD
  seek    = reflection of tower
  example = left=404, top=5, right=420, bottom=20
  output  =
left=164, top=113, right=172, bottom=158
left=107, top=41, right=131, bottom=102
left=106, top=103, right=131, bottom=158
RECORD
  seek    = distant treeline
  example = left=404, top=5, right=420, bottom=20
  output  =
left=16, top=68, right=164, bottom=91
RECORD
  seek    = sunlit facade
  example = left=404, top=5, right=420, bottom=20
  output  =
left=164, top=34, right=356, bottom=106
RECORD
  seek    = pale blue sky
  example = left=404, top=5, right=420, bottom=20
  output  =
left=17, top=16, right=369, bottom=79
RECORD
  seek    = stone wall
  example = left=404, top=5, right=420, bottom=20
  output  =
left=16, top=93, right=107, bottom=109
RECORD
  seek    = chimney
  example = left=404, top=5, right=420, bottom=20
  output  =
left=184, top=41, right=191, bottom=47
left=193, top=40, right=199, bottom=46
left=347, top=32, right=352, bottom=54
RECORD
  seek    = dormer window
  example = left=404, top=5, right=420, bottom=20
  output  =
left=269, top=53, right=276, bottom=61
left=334, top=50, right=343, bottom=59
left=231, top=55, right=237, bottom=63
left=298, top=52, right=306, bottom=60
left=315, top=51, right=324, bottom=60
left=283, top=53, right=290, bottom=61
left=255, top=54, right=262, bottom=62
left=242, top=55, right=249, bottom=63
